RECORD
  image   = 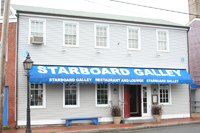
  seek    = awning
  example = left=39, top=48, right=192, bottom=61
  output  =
left=190, top=83, right=200, bottom=89
left=29, top=65, right=193, bottom=84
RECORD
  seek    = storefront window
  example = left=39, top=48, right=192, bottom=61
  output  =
left=97, top=83, right=108, bottom=104
left=95, top=83, right=111, bottom=107
left=64, top=83, right=77, bottom=105
left=159, top=84, right=170, bottom=104
left=30, top=83, right=45, bottom=107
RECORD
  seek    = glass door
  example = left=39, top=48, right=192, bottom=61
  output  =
left=141, top=84, right=151, bottom=116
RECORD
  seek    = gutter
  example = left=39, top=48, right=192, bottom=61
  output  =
left=15, top=12, right=19, bottom=129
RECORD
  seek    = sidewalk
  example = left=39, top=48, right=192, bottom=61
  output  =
left=3, top=117, right=200, bottom=133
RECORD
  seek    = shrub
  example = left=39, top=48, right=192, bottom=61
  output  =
left=111, top=105, right=121, bottom=117
left=151, top=105, right=162, bottom=115
left=3, top=125, right=12, bottom=130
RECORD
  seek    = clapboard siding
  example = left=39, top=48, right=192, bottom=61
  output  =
left=17, top=14, right=189, bottom=123
left=17, top=16, right=188, bottom=68
left=162, top=84, right=189, bottom=115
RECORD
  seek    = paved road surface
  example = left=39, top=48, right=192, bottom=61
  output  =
left=105, top=123, right=200, bottom=133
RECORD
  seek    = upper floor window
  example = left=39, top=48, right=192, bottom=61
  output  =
left=127, top=27, right=141, bottom=50
left=157, top=30, right=169, bottom=51
left=63, top=21, right=79, bottom=47
left=95, top=24, right=109, bottom=48
left=29, top=19, right=46, bottom=45
left=159, top=84, right=171, bottom=105
left=63, top=83, right=80, bottom=108
left=30, top=83, right=46, bottom=108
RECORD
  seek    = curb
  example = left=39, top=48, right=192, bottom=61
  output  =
left=59, top=121, right=200, bottom=133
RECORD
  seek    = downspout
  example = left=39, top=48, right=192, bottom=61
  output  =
left=187, top=27, right=192, bottom=118
left=15, top=12, right=19, bottom=129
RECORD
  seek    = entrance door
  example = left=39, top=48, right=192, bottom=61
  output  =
left=130, top=85, right=141, bottom=116
left=124, top=85, right=141, bottom=118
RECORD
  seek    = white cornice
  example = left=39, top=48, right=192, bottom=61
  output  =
left=18, top=13, right=188, bottom=31
left=0, top=16, right=17, bottom=23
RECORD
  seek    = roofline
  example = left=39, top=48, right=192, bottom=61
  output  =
left=16, top=10, right=189, bottom=29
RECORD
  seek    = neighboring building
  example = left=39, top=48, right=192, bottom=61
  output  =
left=188, top=0, right=200, bottom=113
left=0, top=5, right=16, bottom=127
left=12, top=4, right=192, bottom=126
left=188, top=0, right=200, bottom=21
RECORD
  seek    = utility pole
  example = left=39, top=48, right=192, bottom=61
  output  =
left=0, top=0, right=10, bottom=132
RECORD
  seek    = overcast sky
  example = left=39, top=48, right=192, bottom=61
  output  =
left=11, top=0, right=189, bottom=25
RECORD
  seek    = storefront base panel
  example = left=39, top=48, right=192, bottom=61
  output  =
left=17, top=113, right=190, bottom=126
left=122, top=116, right=154, bottom=121
left=161, top=114, right=190, bottom=119
left=17, top=117, right=113, bottom=126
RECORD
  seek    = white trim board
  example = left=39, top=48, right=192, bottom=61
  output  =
left=18, top=117, right=113, bottom=126
left=0, top=17, right=17, bottom=23
left=32, top=63, right=188, bottom=70
left=161, top=114, right=190, bottom=119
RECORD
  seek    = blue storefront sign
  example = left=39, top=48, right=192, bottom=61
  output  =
left=29, top=65, right=193, bottom=84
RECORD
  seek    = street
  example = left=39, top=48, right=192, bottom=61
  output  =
left=105, top=123, right=200, bottom=133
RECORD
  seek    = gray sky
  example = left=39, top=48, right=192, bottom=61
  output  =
left=11, top=0, right=189, bottom=25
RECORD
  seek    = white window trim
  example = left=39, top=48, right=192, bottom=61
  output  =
left=156, top=29, right=169, bottom=52
left=94, top=24, right=110, bottom=49
left=95, top=83, right=111, bottom=107
left=63, top=21, right=79, bottom=47
left=30, top=83, right=46, bottom=109
left=63, top=83, right=80, bottom=108
left=158, top=84, right=171, bottom=105
left=127, top=26, right=141, bottom=50
left=28, top=18, right=46, bottom=45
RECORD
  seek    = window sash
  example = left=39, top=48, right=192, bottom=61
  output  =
left=96, top=25, right=108, bottom=47
left=65, top=23, right=77, bottom=45
left=64, top=84, right=77, bottom=105
left=157, top=31, right=168, bottom=51
left=31, top=21, right=44, bottom=36
left=30, top=83, right=44, bottom=106
left=96, top=83, right=108, bottom=105
left=159, top=84, right=169, bottom=104
left=128, top=28, right=139, bottom=49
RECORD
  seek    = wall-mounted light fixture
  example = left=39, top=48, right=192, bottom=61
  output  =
left=62, top=47, right=66, bottom=51
left=153, top=88, right=157, bottom=93
left=128, top=51, right=132, bottom=55
left=156, top=53, right=161, bottom=56
left=96, top=50, right=101, bottom=53
left=114, top=88, right=117, bottom=94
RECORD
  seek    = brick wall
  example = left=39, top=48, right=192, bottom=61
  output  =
left=188, top=0, right=200, bottom=21
left=0, top=22, right=16, bottom=128
left=188, top=20, right=200, bottom=85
